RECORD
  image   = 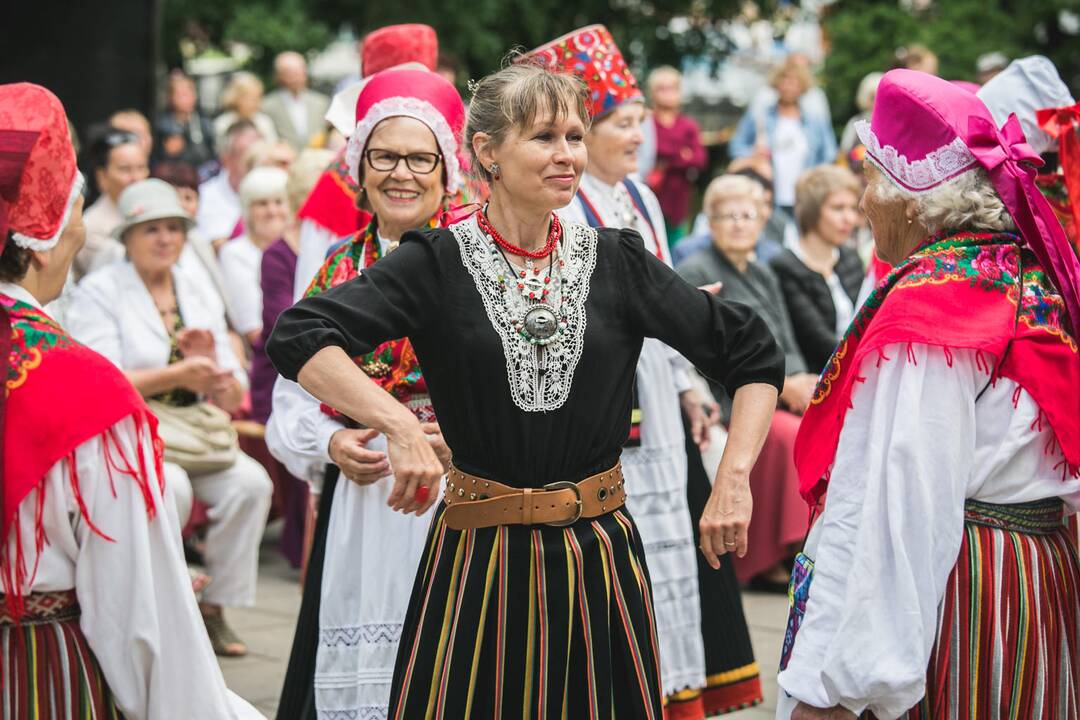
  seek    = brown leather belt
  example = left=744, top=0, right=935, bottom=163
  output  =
left=443, top=462, right=626, bottom=530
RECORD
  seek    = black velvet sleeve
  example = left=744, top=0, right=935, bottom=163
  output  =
left=266, top=228, right=444, bottom=381
left=612, top=228, right=785, bottom=397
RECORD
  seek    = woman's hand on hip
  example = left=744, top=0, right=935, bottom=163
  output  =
left=385, top=422, right=444, bottom=516
left=699, top=467, right=752, bottom=568
left=329, top=428, right=390, bottom=485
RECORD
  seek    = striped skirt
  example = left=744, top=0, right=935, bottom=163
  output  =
left=388, top=504, right=664, bottom=719
left=0, top=590, right=121, bottom=719
left=901, top=498, right=1080, bottom=719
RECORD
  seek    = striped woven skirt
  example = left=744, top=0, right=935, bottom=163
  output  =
left=0, top=590, right=121, bottom=719
left=900, top=498, right=1080, bottom=719
left=388, top=503, right=664, bottom=719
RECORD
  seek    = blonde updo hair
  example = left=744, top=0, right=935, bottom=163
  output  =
left=769, top=56, right=814, bottom=95
left=287, top=149, right=335, bottom=215
left=703, top=174, right=767, bottom=219
left=871, top=164, right=1016, bottom=235
left=221, top=71, right=265, bottom=112
left=794, top=165, right=862, bottom=234
left=466, top=59, right=591, bottom=183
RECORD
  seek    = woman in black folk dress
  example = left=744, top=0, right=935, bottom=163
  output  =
left=268, top=63, right=783, bottom=720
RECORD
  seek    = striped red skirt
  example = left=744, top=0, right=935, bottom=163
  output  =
left=389, top=504, right=664, bottom=719
left=0, top=590, right=121, bottom=719
left=902, top=498, right=1080, bottom=719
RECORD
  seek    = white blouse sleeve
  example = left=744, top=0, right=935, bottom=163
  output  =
left=776, top=344, right=980, bottom=718
left=265, top=376, right=344, bottom=490
left=72, top=416, right=264, bottom=719
left=219, top=242, right=262, bottom=335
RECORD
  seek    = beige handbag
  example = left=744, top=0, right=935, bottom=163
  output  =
left=147, top=400, right=239, bottom=474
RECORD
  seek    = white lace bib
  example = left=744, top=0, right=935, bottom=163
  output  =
left=453, top=215, right=598, bottom=412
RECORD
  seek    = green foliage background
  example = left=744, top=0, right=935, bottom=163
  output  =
left=163, top=0, right=747, bottom=83
left=164, top=0, right=1079, bottom=128
left=822, top=0, right=1080, bottom=132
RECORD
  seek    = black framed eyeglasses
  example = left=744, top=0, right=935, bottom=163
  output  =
left=364, top=148, right=442, bottom=175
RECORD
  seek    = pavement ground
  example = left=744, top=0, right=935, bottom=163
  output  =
left=222, top=528, right=790, bottom=719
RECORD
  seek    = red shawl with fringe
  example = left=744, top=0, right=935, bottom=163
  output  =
left=796, top=232, right=1080, bottom=507
left=2, top=294, right=163, bottom=617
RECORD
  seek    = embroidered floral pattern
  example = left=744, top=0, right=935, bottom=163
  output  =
left=454, top=215, right=598, bottom=413
left=3, top=297, right=71, bottom=395
left=305, top=216, right=439, bottom=419
left=811, top=232, right=1077, bottom=404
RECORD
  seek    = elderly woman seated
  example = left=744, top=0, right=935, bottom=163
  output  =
left=67, top=179, right=273, bottom=658
left=777, top=70, right=1080, bottom=720
left=770, top=165, right=865, bottom=373
left=677, top=174, right=819, bottom=590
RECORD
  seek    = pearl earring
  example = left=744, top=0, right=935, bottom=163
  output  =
left=489, top=163, right=501, bottom=180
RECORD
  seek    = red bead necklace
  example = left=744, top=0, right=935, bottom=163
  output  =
left=477, top=210, right=562, bottom=259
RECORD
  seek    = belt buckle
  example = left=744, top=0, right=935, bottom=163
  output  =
left=542, top=480, right=583, bottom=527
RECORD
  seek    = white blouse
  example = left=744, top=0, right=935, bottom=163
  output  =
left=218, top=235, right=264, bottom=335
left=0, top=283, right=262, bottom=720
left=776, top=343, right=1080, bottom=719
left=66, top=260, right=246, bottom=386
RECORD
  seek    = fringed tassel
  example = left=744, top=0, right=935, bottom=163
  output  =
left=1030, top=409, right=1046, bottom=434
left=876, top=347, right=892, bottom=368
left=906, top=343, right=918, bottom=365
left=0, top=410, right=163, bottom=622
left=942, top=346, right=954, bottom=368
left=975, top=350, right=990, bottom=375
left=1012, top=386, right=1023, bottom=408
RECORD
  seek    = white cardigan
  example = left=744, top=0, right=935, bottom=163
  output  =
left=68, top=260, right=246, bottom=386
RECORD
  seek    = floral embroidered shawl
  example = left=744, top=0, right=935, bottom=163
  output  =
left=796, top=231, right=1080, bottom=506
left=304, top=215, right=439, bottom=419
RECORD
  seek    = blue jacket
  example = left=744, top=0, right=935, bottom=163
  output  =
left=728, top=102, right=837, bottom=169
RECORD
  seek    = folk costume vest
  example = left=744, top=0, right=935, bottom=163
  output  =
left=2, top=295, right=162, bottom=616
left=795, top=231, right=1080, bottom=507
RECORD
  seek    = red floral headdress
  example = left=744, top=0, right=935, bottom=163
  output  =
left=520, top=24, right=642, bottom=120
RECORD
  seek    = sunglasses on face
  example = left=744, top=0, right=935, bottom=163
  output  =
left=364, top=148, right=442, bottom=175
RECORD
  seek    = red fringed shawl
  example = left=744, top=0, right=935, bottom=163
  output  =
left=796, top=232, right=1080, bottom=507
left=2, top=295, right=163, bottom=617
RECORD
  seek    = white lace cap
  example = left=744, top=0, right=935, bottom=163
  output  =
left=343, top=96, right=461, bottom=194
left=10, top=173, right=85, bottom=251
left=855, top=119, right=978, bottom=194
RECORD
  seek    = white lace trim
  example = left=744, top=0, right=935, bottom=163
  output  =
left=855, top=120, right=977, bottom=193
left=344, top=97, right=461, bottom=193
left=11, top=173, right=85, bottom=251
left=453, top=215, right=597, bottom=413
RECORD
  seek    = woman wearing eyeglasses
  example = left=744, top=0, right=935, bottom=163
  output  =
left=267, top=68, right=461, bottom=720
left=677, top=174, right=817, bottom=592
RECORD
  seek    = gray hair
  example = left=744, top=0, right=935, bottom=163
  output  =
left=465, top=60, right=590, bottom=183
left=873, top=165, right=1016, bottom=235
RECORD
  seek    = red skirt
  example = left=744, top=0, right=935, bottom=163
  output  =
left=0, top=590, right=122, bottom=719
left=903, top=499, right=1080, bottom=719
left=733, top=410, right=806, bottom=583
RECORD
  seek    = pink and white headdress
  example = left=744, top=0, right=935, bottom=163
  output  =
left=342, top=69, right=465, bottom=194
left=856, top=68, right=1080, bottom=330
